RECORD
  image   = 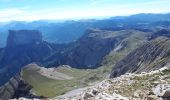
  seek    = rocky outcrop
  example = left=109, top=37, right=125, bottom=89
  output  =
left=152, top=84, right=170, bottom=99
left=7, top=30, right=42, bottom=48
left=0, top=74, right=21, bottom=100
left=0, top=74, right=45, bottom=100
left=110, top=37, right=170, bottom=78
left=0, top=74, right=34, bottom=100
left=0, top=30, right=59, bottom=85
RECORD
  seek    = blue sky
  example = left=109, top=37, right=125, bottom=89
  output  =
left=0, top=0, right=170, bottom=22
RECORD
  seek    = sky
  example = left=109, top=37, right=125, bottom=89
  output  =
left=0, top=0, right=170, bottom=22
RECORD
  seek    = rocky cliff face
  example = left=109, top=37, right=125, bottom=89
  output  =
left=0, top=73, right=45, bottom=100
left=0, top=74, right=33, bottom=100
left=110, top=37, right=170, bottom=78
left=0, top=30, right=58, bottom=86
left=7, top=30, right=42, bottom=48
left=0, top=74, right=21, bottom=100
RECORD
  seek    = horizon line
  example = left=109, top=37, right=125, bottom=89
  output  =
left=0, top=12, right=170, bottom=23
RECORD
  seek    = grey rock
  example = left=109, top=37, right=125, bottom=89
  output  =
left=0, top=73, right=46, bottom=100
left=162, top=88, right=170, bottom=98
left=83, top=92, right=94, bottom=99
left=152, top=84, right=170, bottom=100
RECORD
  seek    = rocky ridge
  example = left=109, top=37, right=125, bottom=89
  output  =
left=0, top=74, right=21, bottom=100
left=0, top=74, right=39, bottom=100
left=24, top=63, right=73, bottom=80
left=110, top=37, right=170, bottom=78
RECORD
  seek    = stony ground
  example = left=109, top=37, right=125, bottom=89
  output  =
left=54, top=66, right=170, bottom=100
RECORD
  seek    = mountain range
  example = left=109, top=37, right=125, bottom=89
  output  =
left=0, top=13, right=170, bottom=48
left=0, top=13, right=170, bottom=100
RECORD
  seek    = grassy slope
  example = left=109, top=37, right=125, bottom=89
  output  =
left=102, top=30, right=150, bottom=67
left=22, top=66, right=108, bottom=97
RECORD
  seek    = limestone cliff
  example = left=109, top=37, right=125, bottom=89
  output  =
left=7, top=30, right=42, bottom=48
left=0, top=30, right=57, bottom=85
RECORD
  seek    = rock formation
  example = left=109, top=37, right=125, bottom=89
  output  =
left=7, top=30, right=42, bottom=48
left=0, top=73, right=46, bottom=100
left=0, top=74, right=21, bottom=100
left=153, top=84, right=170, bottom=99
left=0, top=30, right=57, bottom=85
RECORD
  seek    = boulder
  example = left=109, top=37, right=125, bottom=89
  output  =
left=91, top=88, right=99, bottom=95
left=83, top=92, right=94, bottom=99
left=153, top=84, right=170, bottom=100
left=162, top=88, right=170, bottom=98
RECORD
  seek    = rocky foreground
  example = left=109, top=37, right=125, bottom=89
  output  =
left=54, top=65, right=170, bottom=100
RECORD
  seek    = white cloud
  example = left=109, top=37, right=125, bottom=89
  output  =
left=89, top=0, right=112, bottom=6
left=0, top=8, right=27, bottom=22
left=0, top=8, right=25, bottom=17
left=0, top=0, right=170, bottom=22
